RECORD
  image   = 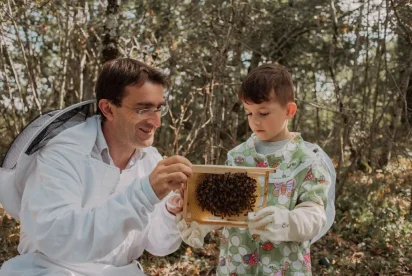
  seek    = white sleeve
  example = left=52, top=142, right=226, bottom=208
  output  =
left=145, top=193, right=182, bottom=256
left=289, top=202, right=326, bottom=242
left=20, top=149, right=162, bottom=262
left=287, top=160, right=331, bottom=242
left=252, top=161, right=331, bottom=243
left=256, top=202, right=326, bottom=243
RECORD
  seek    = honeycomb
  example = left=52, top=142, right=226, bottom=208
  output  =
left=183, top=171, right=269, bottom=227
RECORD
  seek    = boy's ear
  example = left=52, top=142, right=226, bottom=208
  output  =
left=98, top=99, right=115, bottom=122
left=286, top=102, right=297, bottom=119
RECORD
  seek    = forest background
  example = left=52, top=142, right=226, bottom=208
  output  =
left=0, top=0, right=411, bottom=274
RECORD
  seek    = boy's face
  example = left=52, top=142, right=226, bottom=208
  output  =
left=242, top=96, right=296, bottom=142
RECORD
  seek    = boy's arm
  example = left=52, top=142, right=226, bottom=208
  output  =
left=248, top=161, right=330, bottom=243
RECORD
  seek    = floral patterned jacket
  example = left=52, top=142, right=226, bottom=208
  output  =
left=218, top=133, right=331, bottom=276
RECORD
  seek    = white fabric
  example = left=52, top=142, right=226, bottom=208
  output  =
left=0, top=115, right=181, bottom=276
left=248, top=202, right=326, bottom=243
left=175, top=214, right=215, bottom=248
left=0, top=100, right=95, bottom=220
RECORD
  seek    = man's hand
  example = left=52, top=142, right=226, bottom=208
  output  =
left=166, top=189, right=184, bottom=215
left=149, top=155, right=192, bottom=200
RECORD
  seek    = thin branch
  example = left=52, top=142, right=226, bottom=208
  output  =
left=6, top=0, right=42, bottom=114
left=389, top=0, right=412, bottom=46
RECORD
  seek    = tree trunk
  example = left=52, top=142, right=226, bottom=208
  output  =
left=381, top=52, right=412, bottom=166
left=102, top=0, right=120, bottom=63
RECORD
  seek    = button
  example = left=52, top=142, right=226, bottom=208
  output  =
left=282, top=223, right=289, bottom=228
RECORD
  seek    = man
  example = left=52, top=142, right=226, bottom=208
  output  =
left=0, top=58, right=191, bottom=275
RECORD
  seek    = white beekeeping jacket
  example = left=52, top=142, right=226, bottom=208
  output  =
left=0, top=101, right=181, bottom=276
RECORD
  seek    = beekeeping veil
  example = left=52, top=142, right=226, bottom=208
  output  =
left=0, top=100, right=95, bottom=220
left=305, top=142, right=336, bottom=244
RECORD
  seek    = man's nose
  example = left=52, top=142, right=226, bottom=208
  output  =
left=147, top=113, right=161, bottom=127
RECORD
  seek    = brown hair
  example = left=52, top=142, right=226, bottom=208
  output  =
left=95, top=58, right=169, bottom=119
left=239, top=63, right=294, bottom=106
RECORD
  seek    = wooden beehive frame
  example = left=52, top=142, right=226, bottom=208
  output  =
left=182, top=165, right=273, bottom=227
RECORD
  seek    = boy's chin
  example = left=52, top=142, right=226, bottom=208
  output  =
left=255, top=132, right=283, bottom=142
left=254, top=132, right=270, bottom=141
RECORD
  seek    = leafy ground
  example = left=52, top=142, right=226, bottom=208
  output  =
left=1, top=157, right=411, bottom=275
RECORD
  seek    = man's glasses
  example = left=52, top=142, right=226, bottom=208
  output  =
left=121, top=104, right=169, bottom=119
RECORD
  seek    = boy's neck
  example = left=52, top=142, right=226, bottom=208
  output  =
left=264, top=127, right=293, bottom=142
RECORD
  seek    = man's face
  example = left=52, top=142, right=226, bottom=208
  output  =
left=243, top=98, right=294, bottom=142
left=112, top=82, right=165, bottom=150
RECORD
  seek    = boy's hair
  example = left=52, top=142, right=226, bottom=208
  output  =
left=239, top=63, right=295, bottom=106
left=95, top=58, right=169, bottom=120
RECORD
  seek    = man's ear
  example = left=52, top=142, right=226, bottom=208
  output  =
left=98, top=99, right=115, bottom=121
left=286, top=102, right=297, bottom=119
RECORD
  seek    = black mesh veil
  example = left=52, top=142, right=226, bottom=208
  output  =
left=1, top=100, right=96, bottom=170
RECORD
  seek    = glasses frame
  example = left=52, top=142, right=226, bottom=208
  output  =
left=121, top=104, right=169, bottom=118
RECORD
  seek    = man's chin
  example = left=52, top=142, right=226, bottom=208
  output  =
left=135, top=138, right=154, bottom=149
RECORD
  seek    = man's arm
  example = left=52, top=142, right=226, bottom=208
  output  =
left=145, top=193, right=182, bottom=256
left=20, top=148, right=181, bottom=262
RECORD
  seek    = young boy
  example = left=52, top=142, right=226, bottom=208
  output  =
left=176, top=64, right=334, bottom=276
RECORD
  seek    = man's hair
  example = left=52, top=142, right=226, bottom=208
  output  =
left=95, top=58, right=169, bottom=118
left=238, top=63, right=295, bottom=106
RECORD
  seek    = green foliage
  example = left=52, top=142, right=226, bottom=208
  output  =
left=1, top=0, right=412, bottom=274
left=0, top=210, right=19, bottom=265
left=1, top=0, right=411, bottom=166
left=314, top=158, right=412, bottom=274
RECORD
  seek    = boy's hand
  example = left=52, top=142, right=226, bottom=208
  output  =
left=150, top=155, right=192, bottom=200
left=248, top=203, right=326, bottom=242
left=248, top=206, right=290, bottom=242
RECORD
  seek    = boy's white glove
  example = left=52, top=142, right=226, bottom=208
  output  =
left=176, top=214, right=215, bottom=248
left=248, top=206, right=291, bottom=242
left=248, top=203, right=326, bottom=243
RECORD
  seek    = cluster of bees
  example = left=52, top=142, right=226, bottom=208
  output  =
left=195, top=172, right=257, bottom=218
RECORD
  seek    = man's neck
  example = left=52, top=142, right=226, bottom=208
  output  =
left=102, top=122, right=135, bottom=171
